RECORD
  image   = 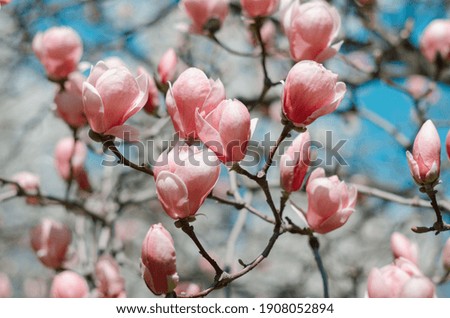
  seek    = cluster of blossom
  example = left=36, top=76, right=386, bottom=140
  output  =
left=2, top=0, right=450, bottom=298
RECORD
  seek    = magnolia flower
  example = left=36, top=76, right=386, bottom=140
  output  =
left=30, top=219, right=72, bottom=269
left=141, top=224, right=178, bottom=295
left=95, top=255, right=126, bottom=298
left=282, top=60, right=346, bottom=128
left=158, top=49, right=177, bottom=84
left=367, top=257, right=435, bottom=298
left=181, top=0, right=229, bottom=34
left=54, top=72, right=87, bottom=128
left=305, top=168, right=357, bottom=234
left=390, top=232, right=418, bottom=264
left=137, top=67, right=160, bottom=115
left=284, top=0, right=342, bottom=62
left=54, top=137, right=91, bottom=192
left=166, top=67, right=225, bottom=139
left=32, top=26, right=83, bottom=80
left=195, top=99, right=251, bottom=163
left=82, top=61, right=148, bottom=141
left=280, top=132, right=311, bottom=193
left=154, top=145, right=220, bottom=220
left=419, top=19, right=450, bottom=63
left=406, top=120, right=440, bottom=186
left=50, top=271, right=89, bottom=298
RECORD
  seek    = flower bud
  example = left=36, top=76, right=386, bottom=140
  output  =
left=367, top=257, right=435, bottom=298
left=305, top=168, right=357, bottom=234
left=406, top=120, right=440, bottom=186
left=50, top=271, right=89, bottom=298
left=141, top=224, right=178, bottom=295
left=419, top=19, right=450, bottom=63
left=30, top=218, right=72, bottom=269
left=240, top=0, right=280, bottom=18
left=32, top=27, right=83, bottom=80
left=280, top=132, right=311, bottom=193
left=154, top=145, right=220, bottom=220
left=54, top=137, right=91, bottom=192
left=390, top=232, right=418, bottom=264
left=195, top=99, right=251, bottom=163
left=282, top=60, right=346, bottom=128
left=158, top=49, right=177, bottom=84
left=166, top=67, right=225, bottom=139
left=83, top=61, right=148, bottom=141
left=284, top=0, right=342, bottom=62
left=54, top=72, right=87, bottom=128
left=181, top=0, right=229, bottom=34
left=95, top=255, right=126, bottom=298
left=137, top=67, right=159, bottom=115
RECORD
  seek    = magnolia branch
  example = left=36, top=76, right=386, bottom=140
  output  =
left=101, top=137, right=154, bottom=176
left=0, top=178, right=107, bottom=225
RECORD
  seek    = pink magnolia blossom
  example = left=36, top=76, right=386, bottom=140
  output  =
left=154, top=145, right=220, bottom=220
left=137, top=67, right=159, bottom=115
left=367, top=257, right=435, bottom=298
left=240, top=0, right=280, bottom=18
left=406, top=120, right=441, bottom=186
left=390, top=232, right=418, bottom=264
left=284, top=0, right=342, bottom=62
left=282, top=60, right=346, bottom=128
left=305, top=168, right=357, bottom=234
left=419, top=19, right=450, bottom=63
left=82, top=61, right=148, bottom=141
left=141, top=224, right=178, bottom=295
left=195, top=99, right=251, bottom=163
left=50, top=271, right=89, bottom=298
left=158, top=49, right=178, bottom=84
left=32, top=26, right=83, bottom=80
left=181, top=0, right=229, bottom=34
left=166, top=67, right=225, bottom=139
left=54, top=137, right=91, bottom=191
left=442, top=237, right=450, bottom=271
left=0, top=273, right=12, bottom=298
left=95, top=255, right=126, bottom=298
left=280, top=132, right=311, bottom=193
left=54, top=72, right=87, bottom=128
left=11, top=171, right=40, bottom=205
left=30, top=218, right=72, bottom=269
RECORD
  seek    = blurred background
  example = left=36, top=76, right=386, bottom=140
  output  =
left=0, top=0, right=450, bottom=297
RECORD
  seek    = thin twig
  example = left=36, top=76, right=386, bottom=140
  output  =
left=208, top=33, right=257, bottom=58
left=309, top=236, right=329, bottom=298
left=178, top=219, right=224, bottom=278
left=101, top=137, right=154, bottom=176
